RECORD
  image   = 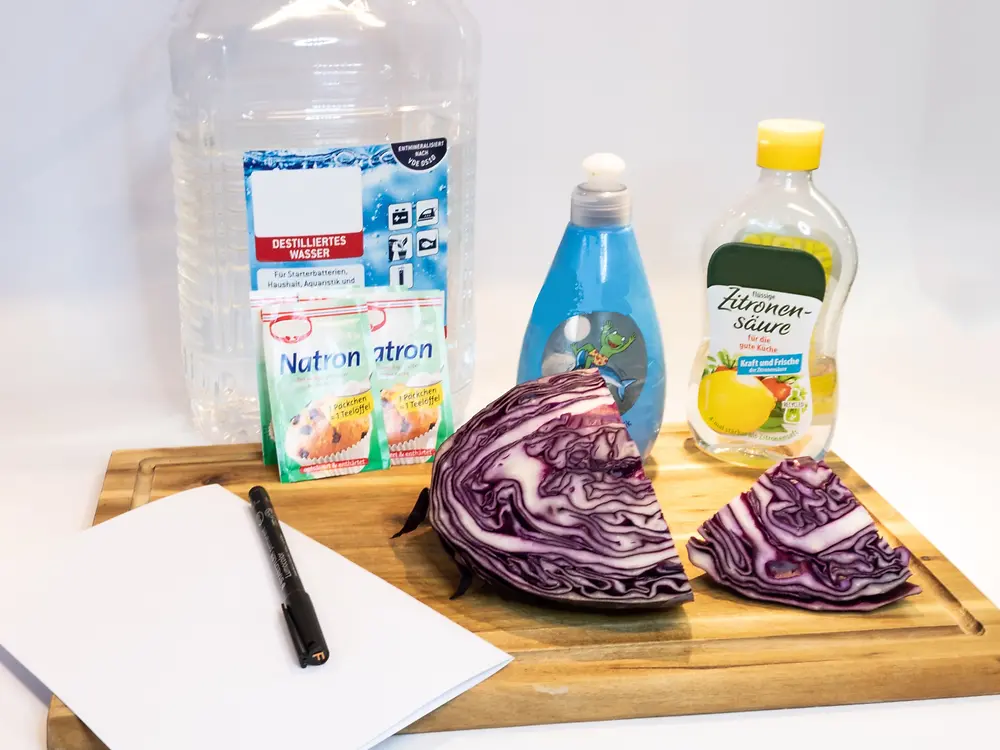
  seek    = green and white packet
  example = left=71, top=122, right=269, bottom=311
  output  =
left=367, top=290, right=455, bottom=465
left=253, top=288, right=355, bottom=465
left=253, top=291, right=303, bottom=465
left=261, top=296, right=390, bottom=483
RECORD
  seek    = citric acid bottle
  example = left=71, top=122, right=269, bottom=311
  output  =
left=688, top=120, right=858, bottom=468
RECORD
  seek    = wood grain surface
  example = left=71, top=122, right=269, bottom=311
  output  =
left=47, top=428, right=1000, bottom=749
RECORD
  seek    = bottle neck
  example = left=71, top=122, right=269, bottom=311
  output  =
left=758, top=168, right=815, bottom=190
left=570, top=184, right=632, bottom=228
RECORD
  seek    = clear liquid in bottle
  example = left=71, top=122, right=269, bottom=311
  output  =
left=169, top=0, right=480, bottom=442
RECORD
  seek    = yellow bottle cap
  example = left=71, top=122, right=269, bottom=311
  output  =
left=757, top=119, right=825, bottom=171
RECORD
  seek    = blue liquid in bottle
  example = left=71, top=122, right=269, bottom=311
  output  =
left=517, top=154, right=666, bottom=459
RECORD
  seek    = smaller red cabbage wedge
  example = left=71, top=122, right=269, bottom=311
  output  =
left=687, top=457, right=921, bottom=611
left=394, top=369, right=693, bottom=610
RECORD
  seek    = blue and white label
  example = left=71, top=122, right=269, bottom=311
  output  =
left=737, top=354, right=803, bottom=376
left=243, top=141, right=449, bottom=311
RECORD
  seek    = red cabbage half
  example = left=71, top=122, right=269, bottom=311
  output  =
left=396, top=370, right=693, bottom=610
left=687, top=457, right=921, bottom=611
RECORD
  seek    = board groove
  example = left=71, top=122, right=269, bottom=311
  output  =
left=47, top=428, right=1000, bottom=750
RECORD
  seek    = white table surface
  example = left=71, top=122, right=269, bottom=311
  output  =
left=1, top=281, right=997, bottom=750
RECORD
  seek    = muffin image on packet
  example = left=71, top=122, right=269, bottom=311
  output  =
left=367, top=290, right=454, bottom=466
left=261, top=297, right=390, bottom=483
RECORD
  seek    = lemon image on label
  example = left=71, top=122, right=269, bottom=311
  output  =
left=698, top=370, right=776, bottom=435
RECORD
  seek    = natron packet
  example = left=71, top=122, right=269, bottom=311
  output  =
left=261, top=297, right=390, bottom=482
left=367, top=290, right=454, bottom=465
left=252, top=290, right=345, bottom=465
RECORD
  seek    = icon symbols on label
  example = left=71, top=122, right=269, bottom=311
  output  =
left=389, top=203, right=413, bottom=230
left=416, top=199, right=439, bottom=227
left=390, top=263, right=414, bottom=289
left=416, top=229, right=439, bottom=257
left=388, top=234, right=413, bottom=262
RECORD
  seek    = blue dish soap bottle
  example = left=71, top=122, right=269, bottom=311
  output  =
left=517, top=154, right=666, bottom=459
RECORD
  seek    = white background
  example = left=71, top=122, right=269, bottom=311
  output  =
left=2, top=1, right=999, bottom=748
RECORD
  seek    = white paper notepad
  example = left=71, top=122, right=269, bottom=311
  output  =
left=0, top=486, right=511, bottom=750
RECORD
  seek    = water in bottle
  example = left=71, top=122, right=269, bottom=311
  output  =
left=169, top=0, right=481, bottom=442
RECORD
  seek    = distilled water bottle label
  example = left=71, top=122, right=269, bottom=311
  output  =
left=243, top=141, right=450, bottom=305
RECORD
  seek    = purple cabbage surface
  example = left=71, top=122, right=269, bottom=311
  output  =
left=419, top=370, right=693, bottom=610
left=687, top=457, right=921, bottom=611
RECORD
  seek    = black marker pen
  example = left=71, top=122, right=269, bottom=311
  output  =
left=249, top=486, right=329, bottom=668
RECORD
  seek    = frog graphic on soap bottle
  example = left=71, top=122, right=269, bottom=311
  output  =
left=517, top=154, right=665, bottom=459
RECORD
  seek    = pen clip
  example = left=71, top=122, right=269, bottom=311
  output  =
left=282, top=603, right=309, bottom=669
left=281, top=590, right=330, bottom=669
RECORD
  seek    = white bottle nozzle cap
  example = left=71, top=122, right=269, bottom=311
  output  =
left=582, top=153, right=627, bottom=191
left=573, top=153, right=631, bottom=227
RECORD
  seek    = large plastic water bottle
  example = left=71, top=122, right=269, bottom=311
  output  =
left=169, top=0, right=481, bottom=442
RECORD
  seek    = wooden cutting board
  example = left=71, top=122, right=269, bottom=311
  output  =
left=47, top=427, right=1000, bottom=750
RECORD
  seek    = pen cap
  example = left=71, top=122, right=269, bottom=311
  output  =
left=282, top=589, right=329, bottom=668
left=248, top=485, right=271, bottom=510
